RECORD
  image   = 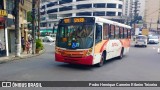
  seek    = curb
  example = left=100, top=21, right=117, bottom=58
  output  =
left=0, top=49, right=45, bottom=64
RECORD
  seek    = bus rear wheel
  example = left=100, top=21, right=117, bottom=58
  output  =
left=118, top=48, right=124, bottom=59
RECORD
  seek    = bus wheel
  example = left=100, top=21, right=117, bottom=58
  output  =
left=97, top=53, right=105, bottom=67
left=118, top=48, right=124, bottom=59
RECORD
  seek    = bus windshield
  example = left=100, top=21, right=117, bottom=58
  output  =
left=56, top=24, right=94, bottom=49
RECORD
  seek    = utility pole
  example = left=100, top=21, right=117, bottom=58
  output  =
left=157, top=0, right=160, bottom=34
left=32, top=0, right=36, bottom=54
left=15, top=0, right=21, bottom=57
left=38, top=0, right=40, bottom=39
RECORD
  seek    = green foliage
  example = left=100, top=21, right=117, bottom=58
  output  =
left=36, top=39, right=44, bottom=50
left=27, top=11, right=32, bottom=22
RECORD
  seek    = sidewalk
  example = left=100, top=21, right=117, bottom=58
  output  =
left=0, top=50, right=44, bottom=64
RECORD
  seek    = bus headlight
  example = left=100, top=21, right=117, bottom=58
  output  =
left=87, top=48, right=92, bottom=56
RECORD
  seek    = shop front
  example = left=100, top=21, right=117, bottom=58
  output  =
left=0, top=9, right=8, bottom=57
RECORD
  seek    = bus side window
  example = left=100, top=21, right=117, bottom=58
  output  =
left=110, top=25, right=115, bottom=39
left=115, top=26, right=119, bottom=39
left=128, top=29, right=131, bottom=39
left=124, top=28, right=127, bottom=39
left=96, top=23, right=102, bottom=43
left=103, top=24, right=109, bottom=39
left=119, top=27, right=124, bottom=39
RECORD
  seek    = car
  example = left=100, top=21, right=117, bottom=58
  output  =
left=50, top=34, right=56, bottom=40
left=148, top=35, right=159, bottom=44
left=134, top=35, right=148, bottom=47
left=43, top=36, right=55, bottom=42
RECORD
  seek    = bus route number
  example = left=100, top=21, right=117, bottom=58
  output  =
left=64, top=19, right=70, bottom=23
left=74, top=18, right=85, bottom=23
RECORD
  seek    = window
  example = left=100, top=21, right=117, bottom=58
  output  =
left=76, top=0, right=86, bottom=1
left=110, top=25, right=115, bottom=39
left=47, top=9, right=58, bottom=14
left=40, top=23, right=47, bottom=27
left=49, top=24, right=51, bottom=27
left=118, top=4, right=122, bottom=9
left=106, top=12, right=116, bottom=16
left=59, top=0, right=72, bottom=4
left=41, top=5, right=45, bottom=10
left=124, top=28, right=128, bottom=38
left=96, top=24, right=102, bottom=43
left=59, top=6, right=72, bottom=11
left=77, top=4, right=92, bottom=9
left=93, top=12, right=105, bottom=16
left=103, top=24, right=109, bottom=39
left=119, top=27, right=124, bottom=39
left=118, top=12, right=122, bottom=16
left=115, top=26, right=119, bottom=39
left=47, top=2, right=57, bottom=7
left=48, top=14, right=57, bottom=19
left=76, top=12, right=92, bottom=16
left=94, top=3, right=106, bottom=8
left=128, top=29, right=131, bottom=39
left=107, top=3, right=116, bottom=8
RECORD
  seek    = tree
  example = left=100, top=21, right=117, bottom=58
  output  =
left=27, top=11, right=32, bottom=22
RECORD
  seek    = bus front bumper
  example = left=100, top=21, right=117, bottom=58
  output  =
left=55, top=53, right=93, bottom=65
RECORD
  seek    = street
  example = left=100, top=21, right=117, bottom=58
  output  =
left=0, top=42, right=160, bottom=90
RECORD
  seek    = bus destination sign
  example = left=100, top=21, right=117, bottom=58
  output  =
left=61, top=17, right=95, bottom=24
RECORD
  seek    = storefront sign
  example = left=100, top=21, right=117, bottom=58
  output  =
left=0, top=10, right=7, bottom=17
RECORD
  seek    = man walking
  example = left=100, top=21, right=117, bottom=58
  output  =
left=21, top=37, right=25, bottom=52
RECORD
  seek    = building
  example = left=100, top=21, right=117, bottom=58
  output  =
left=0, top=0, right=31, bottom=56
left=144, top=0, right=160, bottom=33
left=123, top=0, right=133, bottom=16
left=122, top=0, right=133, bottom=24
left=0, top=0, right=8, bottom=57
left=138, top=0, right=145, bottom=18
left=40, top=0, right=124, bottom=34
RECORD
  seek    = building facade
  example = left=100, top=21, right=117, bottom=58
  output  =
left=144, top=0, right=160, bottom=33
left=0, top=0, right=31, bottom=57
left=40, top=0, right=124, bottom=34
left=122, top=0, right=133, bottom=24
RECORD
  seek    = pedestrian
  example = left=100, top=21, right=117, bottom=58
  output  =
left=21, top=37, right=25, bottom=52
left=0, top=40, right=2, bottom=56
left=26, top=40, right=30, bottom=54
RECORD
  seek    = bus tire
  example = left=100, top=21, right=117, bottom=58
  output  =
left=118, top=48, right=124, bottom=59
left=97, top=53, right=105, bottom=67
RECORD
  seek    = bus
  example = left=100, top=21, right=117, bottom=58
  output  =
left=55, top=16, right=131, bottom=66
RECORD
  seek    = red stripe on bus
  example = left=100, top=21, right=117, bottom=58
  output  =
left=100, top=40, right=109, bottom=52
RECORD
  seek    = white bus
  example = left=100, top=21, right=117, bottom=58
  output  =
left=55, top=16, right=131, bottom=66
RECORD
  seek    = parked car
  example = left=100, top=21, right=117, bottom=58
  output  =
left=50, top=34, right=56, bottom=40
left=148, top=35, right=159, bottom=44
left=43, top=36, right=55, bottom=42
left=134, top=35, right=148, bottom=47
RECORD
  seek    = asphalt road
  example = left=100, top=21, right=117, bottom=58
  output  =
left=0, top=42, right=160, bottom=90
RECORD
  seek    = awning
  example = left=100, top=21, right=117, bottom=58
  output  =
left=40, top=29, right=53, bottom=33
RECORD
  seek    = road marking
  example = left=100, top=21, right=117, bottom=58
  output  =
left=158, top=48, right=160, bottom=53
left=43, top=42, right=55, bottom=46
left=153, top=47, right=155, bottom=49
